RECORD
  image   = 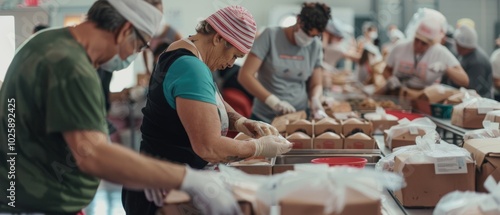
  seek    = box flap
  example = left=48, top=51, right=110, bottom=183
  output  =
left=271, top=111, right=307, bottom=132
left=463, top=138, right=500, bottom=170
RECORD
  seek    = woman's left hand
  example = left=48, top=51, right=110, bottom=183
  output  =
left=235, top=117, right=279, bottom=138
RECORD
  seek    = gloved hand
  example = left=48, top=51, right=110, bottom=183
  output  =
left=252, top=135, right=293, bottom=158
left=265, top=94, right=296, bottom=115
left=144, top=188, right=168, bottom=207
left=235, top=117, right=279, bottom=138
left=310, top=97, right=328, bottom=120
left=386, top=76, right=401, bottom=90
left=180, top=166, right=243, bottom=215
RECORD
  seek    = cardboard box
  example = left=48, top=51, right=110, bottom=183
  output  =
left=160, top=190, right=256, bottom=215
left=370, top=119, right=398, bottom=134
left=445, top=90, right=480, bottom=105
left=313, top=132, right=344, bottom=149
left=287, top=132, right=313, bottom=149
left=463, top=138, right=500, bottom=192
left=271, top=111, right=307, bottom=133
left=384, top=129, right=427, bottom=150
left=484, top=110, right=500, bottom=125
left=451, top=106, right=500, bottom=129
left=400, top=85, right=459, bottom=115
left=229, top=158, right=273, bottom=175
left=279, top=186, right=381, bottom=215
left=393, top=154, right=475, bottom=207
left=325, top=102, right=352, bottom=118
left=342, top=119, right=373, bottom=136
left=286, top=119, right=314, bottom=137
left=313, top=118, right=342, bottom=135
left=344, top=135, right=375, bottom=149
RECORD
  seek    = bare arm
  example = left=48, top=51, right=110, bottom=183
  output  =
left=223, top=100, right=245, bottom=131
left=64, top=130, right=185, bottom=190
left=238, top=53, right=271, bottom=102
left=177, top=98, right=255, bottom=163
left=382, top=65, right=393, bottom=79
left=446, top=65, right=469, bottom=87
left=308, top=67, right=323, bottom=100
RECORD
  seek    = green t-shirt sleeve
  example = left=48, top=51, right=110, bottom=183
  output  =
left=45, top=60, right=107, bottom=134
left=163, top=56, right=216, bottom=109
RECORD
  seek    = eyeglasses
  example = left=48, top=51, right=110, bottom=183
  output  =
left=133, top=28, right=149, bottom=52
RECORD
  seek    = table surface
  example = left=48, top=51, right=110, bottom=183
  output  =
left=423, top=115, right=472, bottom=136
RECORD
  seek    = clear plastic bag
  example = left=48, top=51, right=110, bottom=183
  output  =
left=376, top=131, right=471, bottom=173
left=218, top=164, right=405, bottom=215
left=384, top=117, right=438, bottom=149
left=464, top=121, right=500, bottom=140
left=434, top=176, right=500, bottom=215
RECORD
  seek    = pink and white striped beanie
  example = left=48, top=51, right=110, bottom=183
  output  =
left=206, top=5, right=257, bottom=54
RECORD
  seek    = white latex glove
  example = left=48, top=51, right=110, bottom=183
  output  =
left=386, top=76, right=401, bottom=90
left=179, top=167, right=243, bottom=215
left=253, top=135, right=293, bottom=158
left=144, top=188, right=168, bottom=207
left=265, top=94, right=296, bottom=115
left=311, top=98, right=328, bottom=120
left=234, top=117, right=279, bottom=138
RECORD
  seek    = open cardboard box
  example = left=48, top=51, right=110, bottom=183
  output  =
left=313, top=118, right=342, bottom=136
left=463, top=138, right=500, bottom=192
left=271, top=111, right=307, bottom=134
left=400, top=85, right=459, bottom=115
left=287, top=132, right=313, bottom=149
left=160, top=189, right=259, bottom=215
left=393, top=153, right=475, bottom=207
left=313, top=132, right=344, bottom=149
left=344, top=134, right=375, bottom=149
left=279, top=184, right=381, bottom=215
left=286, top=119, right=314, bottom=136
left=342, top=119, right=373, bottom=136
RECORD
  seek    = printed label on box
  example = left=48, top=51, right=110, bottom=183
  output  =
left=434, top=157, right=468, bottom=174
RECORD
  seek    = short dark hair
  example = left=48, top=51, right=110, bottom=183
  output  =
left=33, top=24, right=49, bottom=33
left=298, top=2, right=331, bottom=33
left=87, top=0, right=127, bottom=33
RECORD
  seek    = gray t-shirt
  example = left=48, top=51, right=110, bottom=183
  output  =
left=251, top=27, right=323, bottom=123
left=455, top=48, right=493, bottom=98
left=387, top=40, right=460, bottom=89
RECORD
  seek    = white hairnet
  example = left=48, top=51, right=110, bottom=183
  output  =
left=454, top=25, right=478, bottom=49
left=405, top=8, right=447, bottom=42
left=389, top=29, right=405, bottom=41
left=325, top=18, right=345, bottom=38
left=108, top=0, right=163, bottom=37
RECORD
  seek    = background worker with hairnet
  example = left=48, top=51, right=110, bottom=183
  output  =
left=239, top=2, right=332, bottom=122
left=0, top=0, right=243, bottom=214
left=452, top=25, right=493, bottom=98
left=379, top=17, right=469, bottom=94
left=490, top=34, right=500, bottom=101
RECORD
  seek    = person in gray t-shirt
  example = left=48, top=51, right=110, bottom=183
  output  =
left=238, top=2, right=331, bottom=123
left=453, top=25, right=493, bottom=98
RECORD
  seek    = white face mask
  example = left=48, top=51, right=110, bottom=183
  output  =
left=294, top=28, right=314, bottom=47
left=101, top=52, right=139, bottom=72
left=369, top=31, right=378, bottom=40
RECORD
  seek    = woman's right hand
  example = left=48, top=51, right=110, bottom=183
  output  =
left=252, top=135, right=292, bottom=158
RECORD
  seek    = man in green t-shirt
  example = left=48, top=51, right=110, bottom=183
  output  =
left=0, top=0, right=241, bottom=214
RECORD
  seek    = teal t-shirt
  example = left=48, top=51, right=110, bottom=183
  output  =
left=0, top=28, right=106, bottom=213
left=163, top=55, right=217, bottom=108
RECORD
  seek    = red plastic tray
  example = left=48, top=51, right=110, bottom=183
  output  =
left=311, top=157, right=367, bottom=168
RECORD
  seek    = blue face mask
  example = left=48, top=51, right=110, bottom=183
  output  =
left=100, top=52, right=138, bottom=72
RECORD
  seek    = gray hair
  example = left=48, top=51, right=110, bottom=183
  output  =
left=87, top=0, right=127, bottom=33
left=195, top=20, right=232, bottom=48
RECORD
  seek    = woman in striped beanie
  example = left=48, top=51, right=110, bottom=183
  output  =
left=122, top=5, right=293, bottom=215
left=238, top=2, right=332, bottom=123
